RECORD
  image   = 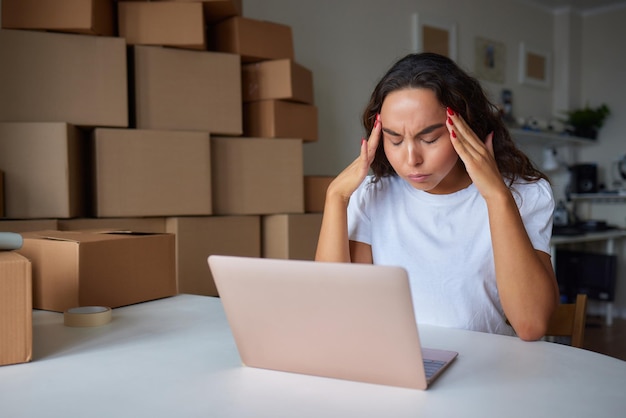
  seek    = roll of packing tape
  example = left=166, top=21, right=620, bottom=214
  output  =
left=64, top=306, right=112, bottom=327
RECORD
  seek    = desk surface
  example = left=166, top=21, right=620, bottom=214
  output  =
left=551, top=228, right=626, bottom=245
left=1, top=294, right=625, bottom=418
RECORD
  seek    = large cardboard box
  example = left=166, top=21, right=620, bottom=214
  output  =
left=59, top=217, right=166, bottom=233
left=0, top=252, right=32, bottom=366
left=262, top=213, right=323, bottom=261
left=0, top=29, right=128, bottom=128
left=0, top=220, right=59, bottom=233
left=0, top=123, right=87, bottom=219
left=118, top=2, right=206, bottom=50
left=1, top=0, right=115, bottom=36
left=132, top=45, right=242, bottom=135
left=211, top=16, right=294, bottom=62
left=242, top=59, right=314, bottom=104
left=211, top=137, right=304, bottom=215
left=17, top=230, right=177, bottom=312
left=92, top=128, right=212, bottom=217
left=244, top=100, right=318, bottom=142
left=151, top=0, right=242, bottom=23
left=304, top=176, right=334, bottom=213
left=166, top=215, right=260, bottom=296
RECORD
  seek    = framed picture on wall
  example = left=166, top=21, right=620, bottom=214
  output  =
left=474, top=37, right=506, bottom=83
left=518, top=42, right=551, bottom=88
left=411, top=13, right=457, bottom=61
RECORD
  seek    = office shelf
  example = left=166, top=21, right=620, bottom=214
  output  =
left=510, top=128, right=595, bottom=147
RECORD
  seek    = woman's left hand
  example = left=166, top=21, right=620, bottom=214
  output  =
left=446, top=108, right=508, bottom=201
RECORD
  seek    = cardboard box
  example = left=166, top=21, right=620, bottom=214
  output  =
left=152, top=0, right=242, bottom=23
left=1, top=0, right=115, bottom=36
left=244, top=100, right=318, bottom=142
left=211, top=16, right=294, bottom=62
left=262, top=213, right=323, bottom=261
left=165, top=215, right=260, bottom=296
left=58, top=218, right=166, bottom=233
left=0, top=123, right=87, bottom=219
left=118, top=2, right=206, bottom=50
left=304, top=176, right=334, bottom=213
left=242, top=59, right=314, bottom=104
left=211, top=137, right=304, bottom=215
left=0, top=29, right=128, bottom=128
left=0, top=220, right=59, bottom=233
left=0, top=252, right=32, bottom=366
left=92, top=128, right=212, bottom=217
left=17, top=230, right=177, bottom=312
left=132, top=45, right=242, bottom=135
left=0, top=170, right=4, bottom=218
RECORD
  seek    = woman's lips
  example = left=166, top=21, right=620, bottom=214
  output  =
left=408, top=173, right=429, bottom=182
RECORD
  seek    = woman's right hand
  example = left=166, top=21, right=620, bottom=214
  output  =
left=327, top=114, right=382, bottom=203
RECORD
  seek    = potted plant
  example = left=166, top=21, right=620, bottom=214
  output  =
left=564, top=103, right=611, bottom=139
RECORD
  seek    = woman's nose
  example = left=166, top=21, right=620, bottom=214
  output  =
left=407, top=142, right=423, bottom=166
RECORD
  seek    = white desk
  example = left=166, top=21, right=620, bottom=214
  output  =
left=1, top=294, right=625, bottom=418
left=550, top=229, right=626, bottom=325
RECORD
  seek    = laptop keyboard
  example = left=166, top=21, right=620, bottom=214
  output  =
left=423, top=359, right=446, bottom=379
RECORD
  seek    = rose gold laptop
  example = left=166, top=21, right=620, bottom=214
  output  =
left=207, top=255, right=458, bottom=390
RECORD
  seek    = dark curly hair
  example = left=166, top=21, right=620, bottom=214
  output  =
left=362, top=52, right=549, bottom=186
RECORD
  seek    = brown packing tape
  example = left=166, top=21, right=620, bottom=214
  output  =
left=64, top=306, right=112, bottom=327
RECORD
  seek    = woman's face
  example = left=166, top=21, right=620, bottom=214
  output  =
left=379, top=88, right=470, bottom=194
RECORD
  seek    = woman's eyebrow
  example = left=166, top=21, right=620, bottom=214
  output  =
left=381, top=123, right=445, bottom=137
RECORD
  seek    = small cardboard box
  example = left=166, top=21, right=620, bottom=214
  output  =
left=118, top=2, right=206, bottom=50
left=211, top=137, right=304, bottom=215
left=244, top=100, right=318, bottom=142
left=304, top=176, right=334, bottom=213
left=92, top=128, right=212, bottom=217
left=166, top=215, right=260, bottom=296
left=151, top=0, right=242, bottom=24
left=0, top=251, right=32, bottom=366
left=0, top=29, right=128, bottom=128
left=242, top=59, right=314, bottom=104
left=17, top=230, right=177, bottom=313
left=1, top=0, right=115, bottom=36
left=132, top=45, right=242, bottom=135
left=0, top=123, right=87, bottom=219
left=211, top=16, right=294, bottom=62
left=262, top=213, right=323, bottom=261
left=58, top=218, right=166, bottom=233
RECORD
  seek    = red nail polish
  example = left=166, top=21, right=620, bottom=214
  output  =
left=451, top=130, right=457, bottom=138
left=447, top=117, right=453, bottom=125
left=447, top=107, right=454, bottom=116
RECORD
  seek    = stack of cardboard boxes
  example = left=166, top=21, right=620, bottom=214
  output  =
left=0, top=0, right=335, bottom=366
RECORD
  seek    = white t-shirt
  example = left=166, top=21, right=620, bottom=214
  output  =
left=347, top=175, right=554, bottom=336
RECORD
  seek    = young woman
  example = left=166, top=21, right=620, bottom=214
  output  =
left=315, top=53, right=559, bottom=340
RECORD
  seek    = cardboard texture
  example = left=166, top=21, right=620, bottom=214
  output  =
left=244, top=100, right=318, bottom=142
left=165, top=216, right=260, bottom=296
left=92, top=128, right=212, bottom=217
left=1, top=0, right=115, bottom=36
left=132, top=45, right=242, bottom=135
left=17, top=230, right=177, bottom=313
left=262, top=213, right=323, bottom=261
left=0, top=170, right=4, bottom=218
left=211, top=137, right=304, bottom=215
left=0, top=220, right=59, bottom=233
left=151, top=0, right=242, bottom=23
left=242, top=59, right=314, bottom=104
left=211, top=16, right=294, bottom=62
left=59, top=218, right=166, bottom=233
left=304, top=176, right=335, bottom=213
left=0, top=123, right=87, bottom=219
left=118, top=2, right=206, bottom=50
left=0, top=251, right=32, bottom=366
left=0, top=29, right=128, bottom=127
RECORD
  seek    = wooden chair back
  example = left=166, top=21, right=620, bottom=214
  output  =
left=545, top=294, right=588, bottom=348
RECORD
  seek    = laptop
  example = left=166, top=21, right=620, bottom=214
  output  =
left=207, top=255, right=458, bottom=390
